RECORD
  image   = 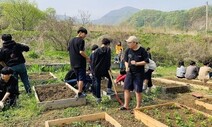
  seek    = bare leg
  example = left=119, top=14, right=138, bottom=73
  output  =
left=78, top=81, right=83, bottom=93
left=135, top=92, right=142, bottom=109
left=124, top=90, right=131, bottom=109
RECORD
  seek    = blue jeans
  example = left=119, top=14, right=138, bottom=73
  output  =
left=11, top=63, right=31, bottom=93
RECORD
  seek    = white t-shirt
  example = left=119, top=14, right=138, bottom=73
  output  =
left=176, top=66, right=186, bottom=77
left=145, top=59, right=156, bottom=72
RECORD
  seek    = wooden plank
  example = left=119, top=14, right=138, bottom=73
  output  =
left=134, top=109, right=168, bottom=127
left=49, top=72, right=57, bottom=79
left=45, top=112, right=122, bottom=127
left=134, top=102, right=211, bottom=127
left=105, top=113, right=122, bottom=127
left=195, top=98, right=212, bottom=110
left=32, top=86, right=40, bottom=102
left=153, top=78, right=210, bottom=90
left=66, top=83, right=78, bottom=93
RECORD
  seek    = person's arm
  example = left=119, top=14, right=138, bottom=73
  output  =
left=17, top=43, right=30, bottom=52
left=80, top=51, right=90, bottom=62
left=1, top=92, right=10, bottom=103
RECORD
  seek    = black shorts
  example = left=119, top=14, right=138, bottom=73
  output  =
left=124, top=72, right=144, bottom=92
left=73, top=68, right=86, bottom=82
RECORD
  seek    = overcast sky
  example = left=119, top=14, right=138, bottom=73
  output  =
left=33, top=0, right=212, bottom=20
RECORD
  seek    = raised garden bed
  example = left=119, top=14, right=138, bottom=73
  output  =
left=29, top=72, right=57, bottom=85
left=153, top=78, right=210, bottom=90
left=45, top=112, right=122, bottom=127
left=163, top=77, right=212, bottom=90
left=152, top=78, right=190, bottom=94
left=134, top=102, right=212, bottom=127
left=195, top=98, right=212, bottom=110
left=33, top=83, right=86, bottom=110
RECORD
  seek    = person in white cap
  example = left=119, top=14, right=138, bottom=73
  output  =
left=119, top=36, right=149, bottom=110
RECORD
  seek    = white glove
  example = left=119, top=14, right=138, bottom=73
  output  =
left=0, top=101, right=4, bottom=109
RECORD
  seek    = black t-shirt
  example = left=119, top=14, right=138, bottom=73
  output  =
left=0, top=76, right=19, bottom=100
left=92, top=46, right=111, bottom=77
left=68, top=37, right=86, bottom=69
left=124, top=47, right=149, bottom=74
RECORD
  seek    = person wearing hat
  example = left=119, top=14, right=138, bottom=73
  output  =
left=91, top=38, right=114, bottom=103
left=120, top=36, right=149, bottom=110
left=0, top=34, right=31, bottom=94
left=0, top=67, right=19, bottom=110
left=68, top=27, right=90, bottom=98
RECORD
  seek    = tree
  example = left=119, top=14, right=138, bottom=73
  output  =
left=78, top=10, right=91, bottom=26
left=37, top=16, right=75, bottom=51
left=0, top=0, right=45, bottom=30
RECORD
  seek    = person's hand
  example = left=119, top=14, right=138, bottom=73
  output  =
left=131, top=60, right=136, bottom=65
left=86, top=58, right=91, bottom=62
left=0, top=101, right=4, bottom=109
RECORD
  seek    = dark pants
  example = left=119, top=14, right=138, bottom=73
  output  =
left=145, top=69, right=154, bottom=88
left=93, top=73, right=112, bottom=98
left=11, top=63, right=31, bottom=93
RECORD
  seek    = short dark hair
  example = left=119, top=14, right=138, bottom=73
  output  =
left=102, top=38, right=110, bottom=45
left=1, top=67, right=14, bottom=75
left=2, top=34, right=12, bottom=41
left=203, top=60, right=210, bottom=65
left=190, top=61, right=196, bottom=65
left=146, top=47, right=150, bottom=51
left=77, top=27, right=87, bottom=34
left=91, top=44, right=98, bottom=51
left=178, top=60, right=184, bottom=67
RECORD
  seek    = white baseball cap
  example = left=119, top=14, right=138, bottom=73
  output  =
left=126, top=36, right=139, bottom=43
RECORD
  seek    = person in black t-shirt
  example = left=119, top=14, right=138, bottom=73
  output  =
left=0, top=34, right=31, bottom=94
left=0, top=67, right=19, bottom=110
left=120, top=36, right=149, bottom=110
left=68, top=27, right=90, bottom=98
left=91, top=38, right=114, bottom=103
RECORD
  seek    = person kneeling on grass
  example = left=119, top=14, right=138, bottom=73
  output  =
left=0, top=67, right=19, bottom=110
left=198, top=61, right=212, bottom=83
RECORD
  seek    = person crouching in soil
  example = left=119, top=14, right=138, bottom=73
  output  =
left=0, top=67, right=19, bottom=110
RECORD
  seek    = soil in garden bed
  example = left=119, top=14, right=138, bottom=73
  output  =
left=165, top=77, right=212, bottom=89
left=141, top=104, right=212, bottom=127
left=35, top=84, right=76, bottom=101
left=201, top=98, right=212, bottom=104
left=59, top=119, right=114, bottom=127
left=101, top=79, right=124, bottom=92
left=152, top=79, right=185, bottom=87
left=157, top=92, right=212, bottom=115
left=29, top=73, right=54, bottom=80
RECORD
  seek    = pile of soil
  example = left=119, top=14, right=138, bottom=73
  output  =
left=35, top=84, right=76, bottom=101
left=29, top=72, right=54, bottom=80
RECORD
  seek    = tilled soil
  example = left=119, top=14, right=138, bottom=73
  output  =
left=29, top=72, right=55, bottom=80
left=165, top=77, right=212, bottom=89
left=35, top=84, right=76, bottom=101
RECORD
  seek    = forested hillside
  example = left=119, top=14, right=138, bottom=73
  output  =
left=125, top=6, right=212, bottom=31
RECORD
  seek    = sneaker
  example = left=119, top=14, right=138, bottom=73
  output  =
left=107, top=89, right=114, bottom=95
left=145, top=88, right=151, bottom=94
left=96, top=98, right=102, bottom=103
left=74, top=93, right=86, bottom=98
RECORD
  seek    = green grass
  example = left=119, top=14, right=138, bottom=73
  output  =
left=154, top=66, right=176, bottom=77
